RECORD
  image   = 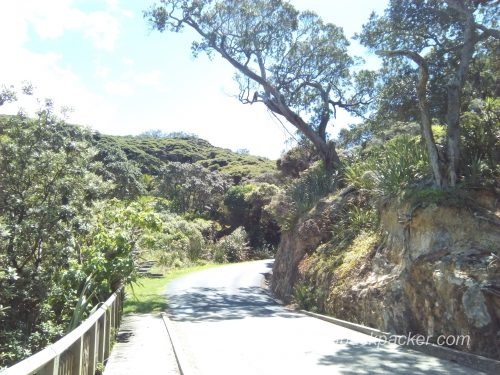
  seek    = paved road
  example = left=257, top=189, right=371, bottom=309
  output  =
left=165, top=260, right=486, bottom=374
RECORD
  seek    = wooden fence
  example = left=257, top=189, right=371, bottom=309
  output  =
left=1, top=287, right=124, bottom=375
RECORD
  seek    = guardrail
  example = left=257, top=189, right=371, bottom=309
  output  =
left=1, top=286, right=124, bottom=375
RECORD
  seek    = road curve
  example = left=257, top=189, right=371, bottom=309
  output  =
left=165, top=260, right=485, bottom=375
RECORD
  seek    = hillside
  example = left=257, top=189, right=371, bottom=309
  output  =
left=92, top=132, right=276, bottom=182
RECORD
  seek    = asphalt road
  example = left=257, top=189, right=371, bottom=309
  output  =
left=165, top=259, right=486, bottom=375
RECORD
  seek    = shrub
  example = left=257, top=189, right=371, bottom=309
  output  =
left=151, top=213, right=213, bottom=267
left=211, top=227, right=250, bottom=263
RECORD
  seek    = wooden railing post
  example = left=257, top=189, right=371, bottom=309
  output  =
left=87, top=321, right=98, bottom=375
left=104, top=306, right=111, bottom=361
left=97, top=313, right=106, bottom=367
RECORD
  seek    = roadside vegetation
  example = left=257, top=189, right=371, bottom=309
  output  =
left=0, top=94, right=279, bottom=368
left=123, top=263, right=218, bottom=314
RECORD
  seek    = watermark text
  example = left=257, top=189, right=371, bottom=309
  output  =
left=333, top=332, right=470, bottom=348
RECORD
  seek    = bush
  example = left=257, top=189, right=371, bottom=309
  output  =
left=223, top=183, right=281, bottom=250
left=150, top=213, right=214, bottom=267
left=210, top=227, right=250, bottom=263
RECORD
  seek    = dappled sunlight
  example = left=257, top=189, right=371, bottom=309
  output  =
left=167, top=286, right=302, bottom=322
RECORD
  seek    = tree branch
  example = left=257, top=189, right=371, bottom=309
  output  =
left=475, top=23, right=500, bottom=40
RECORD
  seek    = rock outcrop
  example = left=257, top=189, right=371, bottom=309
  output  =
left=271, top=188, right=500, bottom=359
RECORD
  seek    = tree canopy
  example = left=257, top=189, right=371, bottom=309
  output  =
left=145, top=0, right=374, bottom=171
left=358, top=0, right=499, bottom=186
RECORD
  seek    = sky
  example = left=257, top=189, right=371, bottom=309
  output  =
left=0, top=0, right=388, bottom=160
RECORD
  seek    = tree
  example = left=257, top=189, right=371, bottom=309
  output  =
left=94, top=142, right=147, bottom=199
left=155, top=162, right=229, bottom=216
left=0, top=105, right=108, bottom=365
left=359, top=0, right=499, bottom=187
left=145, top=0, right=374, bottom=171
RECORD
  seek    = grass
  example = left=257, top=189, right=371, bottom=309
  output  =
left=123, top=263, right=218, bottom=314
left=336, top=231, right=379, bottom=278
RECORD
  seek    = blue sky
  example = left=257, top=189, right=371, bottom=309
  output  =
left=0, top=0, right=388, bottom=159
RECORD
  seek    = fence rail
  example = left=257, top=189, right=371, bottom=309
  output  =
left=1, top=287, right=124, bottom=375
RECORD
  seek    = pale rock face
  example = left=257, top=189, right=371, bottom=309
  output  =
left=271, top=189, right=500, bottom=359
left=462, top=285, right=491, bottom=328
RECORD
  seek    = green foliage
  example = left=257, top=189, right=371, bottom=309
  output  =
left=267, top=190, right=298, bottom=232
left=431, top=124, right=446, bottom=145
left=358, top=0, right=499, bottom=186
left=67, top=274, right=98, bottom=331
left=277, top=144, right=318, bottom=178
left=93, top=133, right=275, bottom=181
left=268, top=162, right=339, bottom=232
left=210, top=227, right=250, bottom=264
left=293, top=283, right=319, bottom=312
left=223, top=183, right=281, bottom=250
left=358, top=0, right=498, bottom=125
left=1, top=0, right=497, bottom=364
left=0, top=108, right=110, bottom=367
left=224, top=185, right=257, bottom=221
left=156, top=162, right=230, bottom=217
left=344, top=134, right=430, bottom=196
left=152, top=213, right=212, bottom=267
left=460, top=98, right=500, bottom=186
left=146, top=0, right=374, bottom=170
left=347, top=205, right=378, bottom=233
left=290, top=162, right=338, bottom=215
left=0, top=108, right=169, bottom=367
left=93, top=141, right=146, bottom=199
left=292, top=280, right=329, bottom=313
left=404, top=187, right=449, bottom=206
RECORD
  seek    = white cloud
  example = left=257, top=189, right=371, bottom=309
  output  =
left=84, top=11, right=120, bottom=51
left=122, top=57, right=135, bottom=66
left=29, top=2, right=86, bottom=39
left=0, top=1, right=121, bottom=51
left=95, top=66, right=111, bottom=78
left=105, top=0, right=134, bottom=18
left=104, top=81, right=134, bottom=96
left=0, top=46, right=119, bottom=131
left=134, top=70, right=163, bottom=87
left=0, top=4, right=29, bottom=48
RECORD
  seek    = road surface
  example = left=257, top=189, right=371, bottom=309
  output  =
left=165, top=260, right=486, bottom=374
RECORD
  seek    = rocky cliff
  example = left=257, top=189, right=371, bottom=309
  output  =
left=271, top=188, right=500, bottom=359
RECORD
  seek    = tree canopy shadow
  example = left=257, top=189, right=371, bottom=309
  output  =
left=166, top=286, right=302, bottom=322
left=318, top=342, right=476, bottom=375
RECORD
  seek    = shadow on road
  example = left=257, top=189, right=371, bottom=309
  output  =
left=318, top=343, right=474, bottom=375
left=167, top=286, right=302, bottom=322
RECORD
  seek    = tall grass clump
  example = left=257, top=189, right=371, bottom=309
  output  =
left=290, top=161, right=339, bottom=214
left=268, top=161, right=339, bottom=231
left=344, top=135, right=430, bottom=196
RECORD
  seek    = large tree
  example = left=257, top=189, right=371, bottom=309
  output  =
left=359, top=0, right=499, bottom=187
left=145, top=0, right=373, bottom=171
left=0, top=103, right=108, bottom=363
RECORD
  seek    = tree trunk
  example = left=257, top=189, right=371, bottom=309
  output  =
left=446, top=80, right=461, bottom=186
left=321, top=140, right=342, bottom=172
left=444, top=0, right=477, bottom=186
left=377, top=50, right=444, bottom=187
